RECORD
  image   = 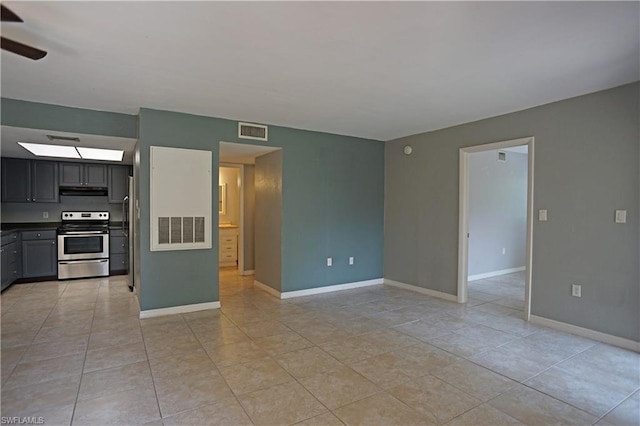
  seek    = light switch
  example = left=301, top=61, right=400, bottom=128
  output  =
left=327, top=257, right=332, bottom=267
left=538, top=209, right=548, bottom=221
left=615, top=210, right=627, bottom=224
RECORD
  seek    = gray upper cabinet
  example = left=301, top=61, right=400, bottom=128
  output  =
left=108, top=165, right=130, bottom=203
left=31, top=161, right=60, bottom=202
left=60, top=163, right=107, bottom=187
left=1, top=158, right=59, bottom=203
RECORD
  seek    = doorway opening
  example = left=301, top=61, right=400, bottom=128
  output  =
left=457, top=137, right=534, bottom=320
left=218, top=141, right=282, bottom=300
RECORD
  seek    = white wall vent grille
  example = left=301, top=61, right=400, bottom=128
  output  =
left=498, top=151, right=507, bottom=162
left=150, top=146, right=211, bottom=251
left=239, top=122, right=268, bottom=141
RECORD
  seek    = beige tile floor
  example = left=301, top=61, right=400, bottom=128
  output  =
left=1, top=270, right=638, bottom=425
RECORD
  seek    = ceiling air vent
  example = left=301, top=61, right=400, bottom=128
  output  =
left=498, top=151, right=507, bottom=162
left=238, top=122, right=268, bottom=141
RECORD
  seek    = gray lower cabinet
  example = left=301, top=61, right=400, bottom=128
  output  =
left=109, top=229, right=128, bottom=274
left=1, top=158, right=59, bottom=203
left=1, top=232, right=21, bottom=291
left=21, top=230, right=57, bottom=278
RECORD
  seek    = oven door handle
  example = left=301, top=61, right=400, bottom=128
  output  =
left=59, top=259, right=109, bottom=264
left=60, top=231, right=106, bottom=235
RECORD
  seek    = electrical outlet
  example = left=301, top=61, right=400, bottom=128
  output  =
left=42, top=212, right=49, bottom=219
left=349, top=257, right=354, bottom=265
left=571, top=284, right=581, bottom=298
left=615, top=210, right=627, bottom=224
left=327, top=257, right=332, bottom=267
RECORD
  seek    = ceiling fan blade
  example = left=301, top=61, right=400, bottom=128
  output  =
left=1, top=5, right=23, bottom=22
left=1, top=37, right=47, bottom=60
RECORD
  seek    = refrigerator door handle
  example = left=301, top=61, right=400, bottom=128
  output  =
left=122, top=195, right=129, bottom=237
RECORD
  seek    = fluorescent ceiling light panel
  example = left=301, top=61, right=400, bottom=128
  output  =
left=18, top=142, right=81, bottom=159
left=76, top=147, right=124, bottom=161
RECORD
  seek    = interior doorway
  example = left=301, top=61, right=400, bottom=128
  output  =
left=458, top=137, right=534, bottom=321
left=218, top=142, right=282, bottom=298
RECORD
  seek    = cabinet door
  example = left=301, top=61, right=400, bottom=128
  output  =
left=31, top=161, right=59, bottom=203
left=84, top=164, right=108, bottom=187
left=59, top=163, right=83, bottom=187
left=22, top=239, right=57, bottom=278
left=1, top=245, right=10, bottom=289
left=1, top=158, right=31, bottom=202
left=108, top=165, right=129, bottom=203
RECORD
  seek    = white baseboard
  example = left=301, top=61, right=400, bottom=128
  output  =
left=468, top=266, right=525, bottom=282
left=530, top=315, right=640, bottom=353
left=139, top=301, right=220, bottom=319
left=254, top=278, right=383, bottom=300
left=383, top=279, right=458, bottom=302
left=242, top=269, right=255, bottom=276
left=253, top=280, right=281, bottom=298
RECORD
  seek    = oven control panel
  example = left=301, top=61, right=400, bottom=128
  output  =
left=61, top=211, right=110, bottom=220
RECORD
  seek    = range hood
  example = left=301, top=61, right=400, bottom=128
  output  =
left=59, top=187, right=108, bottom=196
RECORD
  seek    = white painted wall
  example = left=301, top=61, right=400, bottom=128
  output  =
left=468, top=149, right=527, bottom=276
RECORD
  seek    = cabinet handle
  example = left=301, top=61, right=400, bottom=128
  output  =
left=51, top=241, right=55, bottom=245
left=33, top=199, right=36, bottom=202
left=12, top=250, right=17, bottom=254
left=37, top=233, right=41, bottom=237
left=26, top=198, right=30, bottom=201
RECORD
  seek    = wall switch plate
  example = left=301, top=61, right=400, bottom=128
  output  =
left=571, top=284, right=581, bottom=298
left=538, top=209, right=548, bottom=221
left=349, top=257, right=354, bottom=265
left=42, top=212, right=49, bottom=219
left=501, top=248, right=506, bottom=255
left=615, top=210, right=627, bottom=224
left=327, top=257, right=332, bottom=267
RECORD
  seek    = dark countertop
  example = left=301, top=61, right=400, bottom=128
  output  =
left=1, top=222, right=61, bottom=233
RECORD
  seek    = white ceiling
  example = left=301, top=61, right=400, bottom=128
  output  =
left=1, top=2, right=638, bottom=142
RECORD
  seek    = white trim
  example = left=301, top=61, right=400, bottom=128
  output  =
left=458, top=137, right=534, bottom=321
left=530, top=315, right=640, bottom=353
left=384, top=279, right=458, bottom=302
left=253, top=280, right=281, bottom=298
left=254, top=278, right=383, bottom=299
left=139, top=301, right=220, bottom=319
left=242, top=269, right=255, bottom=276
left=468, top=266, right=526, bottom=282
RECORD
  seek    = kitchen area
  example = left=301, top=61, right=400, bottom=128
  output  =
left=1, top=133, right=136, bottom=294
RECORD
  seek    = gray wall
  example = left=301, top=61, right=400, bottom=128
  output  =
left=1, top=98, right=137, bottom=138
left=137, top=108, right=384, bottom=310
left=243, top=165, right=255, bottom=271
left=385, top=82, right=639, bottom=341
left=468, top=150, right=527, bottom=276
left=255, top=151, right=282, bottom=291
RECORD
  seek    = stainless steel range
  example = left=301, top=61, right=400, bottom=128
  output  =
left=57, top=211, right=110, bottom=280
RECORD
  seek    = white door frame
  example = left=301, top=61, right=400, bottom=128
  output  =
left=219, top=162, right=245, bottom=275
left=457, top=137, right=534, bottom=320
